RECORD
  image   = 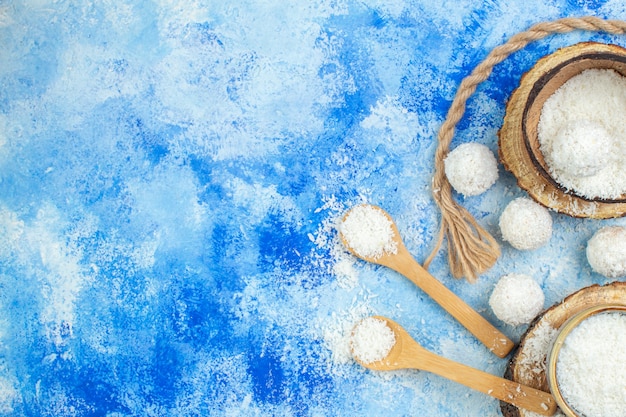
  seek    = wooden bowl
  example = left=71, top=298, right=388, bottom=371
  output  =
left=499, top=41, right=626, bottom=218
left=546, top=304, right=626, bottom=417
left=501, top=281, right=626, bottom=417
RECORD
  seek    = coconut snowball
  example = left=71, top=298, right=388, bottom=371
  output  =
left=444, top=143, right=499, bottom=197
left=586, top=226, right=626, bottom=278
left=489, top=273, right=545, bottom=326
left=499, top=197, right=552, bottom=250
left=546, top=119, right=613, bottom=178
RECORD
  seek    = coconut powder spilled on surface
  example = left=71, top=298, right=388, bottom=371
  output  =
left=340, top=205, right=398, bottom=260
left=517, top=320, right=558, bottom=380
left=556, top=311, right=626, bottom=417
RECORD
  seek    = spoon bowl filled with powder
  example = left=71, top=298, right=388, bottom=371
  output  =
left=339, top=204, right=399, bottom=262
left=499, top=41, right=626, bottom=218
left=547, top=304, right=626, bottom=417
left=350, top=316, right=399, bottom=367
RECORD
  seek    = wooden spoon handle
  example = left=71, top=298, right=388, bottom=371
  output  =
left=387, top=248, right=514, bottom=357
left=412, top=345, right=557, bottom=416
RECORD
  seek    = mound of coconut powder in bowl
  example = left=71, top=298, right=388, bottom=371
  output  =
left=556, top=311, right=626, bottom=417
left=538, top=69, right=626, bottom=199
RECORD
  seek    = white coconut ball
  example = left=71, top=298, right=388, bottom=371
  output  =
left=586, top=226, right=626, bottom=278
left=499, top=197, right=552, bottom=250
left=444, top=143, right=499, bottom=197
left=489, top=273, right=545, bottom=326
left=547, top=119, right=613, bottom=178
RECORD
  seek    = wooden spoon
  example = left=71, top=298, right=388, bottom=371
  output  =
left=353, top=316, right=557, bottom=416
left=340, top=204, right=514, bottom=358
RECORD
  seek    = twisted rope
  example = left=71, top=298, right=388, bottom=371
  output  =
left=424, top=16, right=626, bottom=282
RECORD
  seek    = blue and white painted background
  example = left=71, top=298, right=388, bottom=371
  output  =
left=1, top=1, right=625, bottom=416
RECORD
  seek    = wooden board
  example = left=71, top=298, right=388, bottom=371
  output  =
left=500, top=281, right=626, bottom=417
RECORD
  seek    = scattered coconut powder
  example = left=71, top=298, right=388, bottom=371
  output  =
left=499, top=197, right=552, bottom=251
left=516, top=320, right=563, bottom=417
left=340, top=205, right=398, bottom=260
left=556, top=311, right=626, bottom=417
left=538, top=69, right=626, bottom=199
left=517, top=320, right=558, bottom=378
left=350, top=317, right=396, bottom=364
left=586, top=225, right=626, bottom=278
